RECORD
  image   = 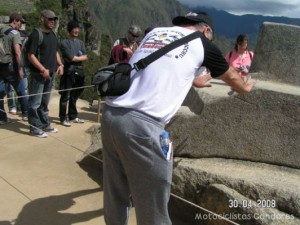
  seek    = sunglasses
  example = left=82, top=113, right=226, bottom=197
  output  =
left=47, top=17, right=58, bottom=21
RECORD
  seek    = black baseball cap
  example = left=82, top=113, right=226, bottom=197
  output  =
left=172, top=12, right=214, bottom=30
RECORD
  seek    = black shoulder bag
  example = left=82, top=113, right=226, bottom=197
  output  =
left=92, top=31, right=202, bottom=97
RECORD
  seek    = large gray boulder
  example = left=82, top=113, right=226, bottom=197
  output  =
left=169, top=81, right=300, bottom=169
left=170, top=158, right=300, bottom=225
left=251, top=22, right=300, bottom=85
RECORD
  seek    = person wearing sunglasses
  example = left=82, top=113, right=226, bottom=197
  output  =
left=26, top=9, right=64, bottom=138
left=108, top=25, right=142, bottom=64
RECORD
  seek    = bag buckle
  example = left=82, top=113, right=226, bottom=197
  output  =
left=133, top=60, right=146, bottom=71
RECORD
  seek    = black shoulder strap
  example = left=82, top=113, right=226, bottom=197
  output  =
left=34, top=28, right=44, bottom=46
left=133, top=31, right=202, bottom=71
left=2, top=28, right=14, bottom=35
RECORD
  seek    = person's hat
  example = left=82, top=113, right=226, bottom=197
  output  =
left=172, top=12, right=214, bottom=30
left=67, top=20, right=80, bottom=33
left=41, top=9, right=58, bottom=19
left=9, top=12, right=26, bottom=24
left=128, top=25, right=142, bottom=37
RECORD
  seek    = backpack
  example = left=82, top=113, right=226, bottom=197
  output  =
left=0, top=27, right=14, bottom=64
left=22, top=28, right=43, bottom=68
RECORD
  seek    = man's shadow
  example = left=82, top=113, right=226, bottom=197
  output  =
left=13, top=188, right=103, bottom=225
left=0, top=118, right=30, bottom=135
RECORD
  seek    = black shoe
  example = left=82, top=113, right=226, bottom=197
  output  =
left=0, top=118, right=11, bottom=125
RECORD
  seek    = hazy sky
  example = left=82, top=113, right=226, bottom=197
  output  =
left=177, top=0, right=300, bottom=18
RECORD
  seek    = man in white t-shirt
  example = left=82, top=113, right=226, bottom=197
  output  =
left=101, top=11, right=255, bottom=225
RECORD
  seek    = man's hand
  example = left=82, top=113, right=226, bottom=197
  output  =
left=230, top=75, right=256, bottom=94
left=220, top=67, right=256, bottom=94
left=40, top=68, right=50, bottom=79
left=56, top=65, right=64, bottom=76
left=193, top=73, right=212, bottom=88
left=123, top=47, right=133, bottom=57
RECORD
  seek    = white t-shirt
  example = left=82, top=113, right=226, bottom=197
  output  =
left=105, top=26, right=228, bottom=124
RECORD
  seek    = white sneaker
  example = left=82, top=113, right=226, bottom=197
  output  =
left=30, top=130, right=48, bottom=138
left=9, top=108, right=17, bottom=115
left=73, top=118, right=84, bottom=123
left=43, top=127, right=59, bottom=133
left=61, top=120, right=71, bottom=127
left=36, top=132, right=48, bottom=138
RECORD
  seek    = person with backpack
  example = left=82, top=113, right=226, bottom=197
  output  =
left=5, top=30, right=29, bottom=117
left=26, top=9, right=64, bottom=138
left=0, top=12, right=28, bottom=125
left=59, top=20, right=88, bottom=127
left=108, top=25, right=142, bottom=64
left=225, top=34, right=254, bottom=78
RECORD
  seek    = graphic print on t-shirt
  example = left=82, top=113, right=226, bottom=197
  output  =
left=139, top=29, right=189, bottom=59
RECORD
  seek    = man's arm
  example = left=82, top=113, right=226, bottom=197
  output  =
left=72, top=54, right=88, bottom=62
left=13, top=43, right=23, bottom=79
left=56, top=52, right=64, bottom=76
left=219, top=66, right=255, bottom=94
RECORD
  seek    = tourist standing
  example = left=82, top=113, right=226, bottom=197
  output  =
left=26, top=9, right=63, bottom=138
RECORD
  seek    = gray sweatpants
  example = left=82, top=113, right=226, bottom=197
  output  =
left=101, top=104, right=173, bottom=225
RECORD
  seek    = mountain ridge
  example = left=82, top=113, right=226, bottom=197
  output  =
left=188, top=6, right=300, bottom=43
left=87, top=0, right=188, bottom=42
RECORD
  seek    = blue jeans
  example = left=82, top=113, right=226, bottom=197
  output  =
left=6, top=78, right=28, bottom=112
left=0, top=63, right=28, bottom=120
left=6, top=83, right=17, bottom=111
left=27, top=70, right=54, bottom=132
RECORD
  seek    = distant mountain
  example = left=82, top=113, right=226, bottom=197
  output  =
left=87, top=0, right=188, bottom=41
left=189, top=6, right=300, bottom=44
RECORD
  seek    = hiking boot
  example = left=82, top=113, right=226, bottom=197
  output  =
left=30, top=130, right=48, bottom=138
left=0, top=118, right=11, bottom=125
left=61, top=119, right=71, bottom=127
left=72, top=118, right=84, bottom=124
left=43, top=126, right=59, bottom=133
